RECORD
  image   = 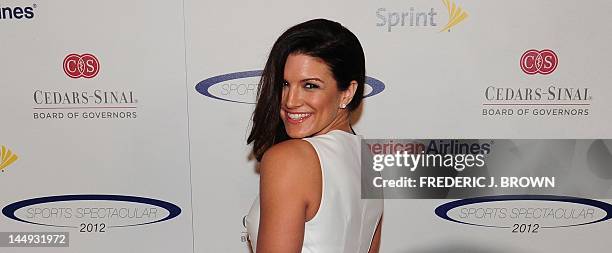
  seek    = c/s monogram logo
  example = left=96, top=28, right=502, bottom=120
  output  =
left=520, top=49, right=558, bottom=75
left=63, top=53, right=100, bottom=79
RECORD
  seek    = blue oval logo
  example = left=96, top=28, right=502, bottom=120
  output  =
left=435, top=195, right=612, bottom=229
left=2, top=194, right=181, bottom=229
left=195, top=70, right=385, bottom=104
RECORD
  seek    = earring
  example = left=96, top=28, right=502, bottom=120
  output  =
left=340, top=103, right=346, bottom=109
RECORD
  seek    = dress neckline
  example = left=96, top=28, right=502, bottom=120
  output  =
left=327, top=129, right=360, bottom=138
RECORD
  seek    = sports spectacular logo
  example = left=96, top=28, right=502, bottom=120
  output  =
left=196, top=70, right=385, bottom=104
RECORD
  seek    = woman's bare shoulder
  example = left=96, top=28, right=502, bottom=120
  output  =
left=259, top=139, right=319, bottom=180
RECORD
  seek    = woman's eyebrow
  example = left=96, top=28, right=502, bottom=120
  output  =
left=300, top=77, right=325, bottom=83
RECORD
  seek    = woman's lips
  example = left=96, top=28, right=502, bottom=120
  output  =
left=285, top=111, right=313, bottom=124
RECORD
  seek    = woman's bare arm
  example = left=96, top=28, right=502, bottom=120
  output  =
left=256, top=140, right=319, bottom=253
left=368, top=214, right=383, bottom=253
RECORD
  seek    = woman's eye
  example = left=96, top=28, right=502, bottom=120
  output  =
left=304, top=83, right=319, bottom=89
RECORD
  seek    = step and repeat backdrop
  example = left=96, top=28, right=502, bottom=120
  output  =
left=1, top=0, right=611, bottom=252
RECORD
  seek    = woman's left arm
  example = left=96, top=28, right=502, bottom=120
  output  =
left=256, top=140, right=318, bottom=253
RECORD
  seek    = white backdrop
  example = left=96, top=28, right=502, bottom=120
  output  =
left=1, top=0, right=611, bottom=252
left=186, top=0, right=612, bottom=252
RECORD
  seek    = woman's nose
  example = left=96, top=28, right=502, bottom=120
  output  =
left=284, top=86, right=302, bottom=108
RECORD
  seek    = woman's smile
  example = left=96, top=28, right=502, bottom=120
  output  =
left=285, top=111, right=313, bottom=123
left=280, top=53, right=348, bottom=138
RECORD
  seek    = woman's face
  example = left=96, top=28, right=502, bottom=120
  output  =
left=280, top=53, right=350, bottom=138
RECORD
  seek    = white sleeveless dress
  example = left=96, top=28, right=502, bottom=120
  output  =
left=245, top=129, right=384, bottom=253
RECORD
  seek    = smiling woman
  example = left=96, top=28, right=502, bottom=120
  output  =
left=245, top=19, right=384, bottom=253
left=280, top=54, right=350, bottom=137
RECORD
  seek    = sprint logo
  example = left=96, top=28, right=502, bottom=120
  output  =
left=0, top=145, right=18, bottom=172
left=376, top=0, right=468, bottom=32
left=440, top=0, right=468, bottom=32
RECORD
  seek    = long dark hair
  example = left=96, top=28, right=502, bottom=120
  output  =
left=247, top=18, right=365, bottom=161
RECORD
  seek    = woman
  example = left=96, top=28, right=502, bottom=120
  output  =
left=246, top=19, right=383, bottom=253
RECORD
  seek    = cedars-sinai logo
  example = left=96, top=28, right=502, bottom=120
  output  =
left=520, top=49, right=558, bottom=75
left=195, top=70, right=385, bottom=104
left=63, top=53, right=100, bottom=79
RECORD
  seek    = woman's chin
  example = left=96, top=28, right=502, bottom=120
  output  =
left=285, top=127, right=313, bottom=139
left=286, top=132, right=308, bottom=139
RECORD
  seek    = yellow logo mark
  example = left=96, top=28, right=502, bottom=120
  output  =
left=0, top=145, right=18, bottom=171
left=440, top=0, right=468, bottom=32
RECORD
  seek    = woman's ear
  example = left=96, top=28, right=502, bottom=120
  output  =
left=340, top=81, right=358, bottom=109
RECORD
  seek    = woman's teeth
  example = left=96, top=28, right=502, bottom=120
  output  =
left=288, top=113, right=310, bottom=120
